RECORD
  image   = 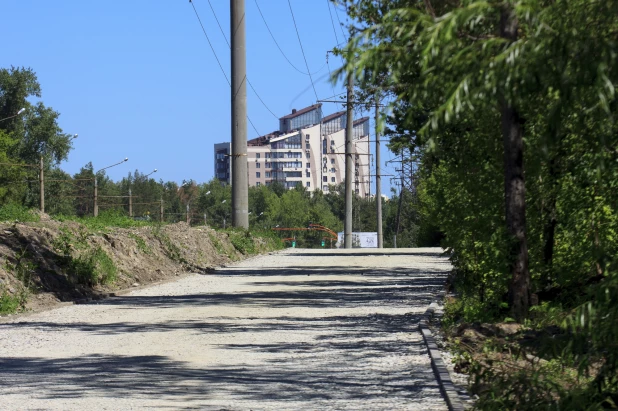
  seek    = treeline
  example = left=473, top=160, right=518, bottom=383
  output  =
left=340, top=0, right=618, bottom=407
left=1, top=65, right=424, bottom=247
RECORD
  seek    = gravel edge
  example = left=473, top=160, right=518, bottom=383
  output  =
left=420, top=298, right=466, bottom=411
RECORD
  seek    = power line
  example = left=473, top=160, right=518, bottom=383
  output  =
left=200, top=0, right=279, bottom=120
left=325, top=0, right=341, bottom=46
left=333, top=2, right=348, bottom=41
left=189, top=0, right=262, bottom=136
left=254, top=0, right=319, bottom=76
left=286, top=0, right=319, bottom=102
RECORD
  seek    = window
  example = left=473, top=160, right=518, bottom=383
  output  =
left=256, top=163, right=260, bottom=169
left=306, top=152, right=311, bottom=159
left=256, top=182, right=261, bottom=186
left=330, top=168, right=336, bottom=173
left=331, top=177, right=336, bottom=183
left=322, top=139, right=327, bottom=154
left=256, top=153, right=261, bottom=159
left=256, top=172, right=261, bottom=178
left=323, top=176, right=327, bottom=182
left=306, top=182, right=311, bottom=187
left=331, top=159, right=335, bottom=164
left=323, top=185, right=329, bottom=191
left=306, top=171, right=311, bottom=178
left=265, top=162, right=271, bottom=168
left=265, top=153, right=271, bottom=158
left=265, top=172, right=271, bottom=178
left=306, top=163, right=310, bottom=168
left=306, top=143, right=310, bottom=149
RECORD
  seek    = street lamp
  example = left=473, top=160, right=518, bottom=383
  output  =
left=145, top=168, right=158, bottom=178
left=0, top=108, right=25, bottom=122
left=94, top=157, right=129, bottom=217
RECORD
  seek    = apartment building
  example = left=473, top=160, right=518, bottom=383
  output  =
left=215, top=104, right=371, bottom=197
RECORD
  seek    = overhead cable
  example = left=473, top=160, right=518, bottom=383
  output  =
left=286, top=0, right=320, bottom=102
left=204, top=0, right=280, bottom=120
left=189, top=0, right=262, bottom=136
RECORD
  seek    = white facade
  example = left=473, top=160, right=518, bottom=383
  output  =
left=216, top=106, right=371, bottom=196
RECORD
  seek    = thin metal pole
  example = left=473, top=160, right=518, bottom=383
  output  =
left=129, top=188, right=133, bottom=217
left=344, top=71, right=354, bottom=248
left=375, top=99, right=383, bottom=248
left=186, top=203, right=190, bottom=224
left=231, top=0, right=249, bottom=229
left=39, top=156, right=44, bottom=213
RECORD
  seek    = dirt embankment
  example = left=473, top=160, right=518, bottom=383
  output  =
left=0, top=215, right=279, bottom=314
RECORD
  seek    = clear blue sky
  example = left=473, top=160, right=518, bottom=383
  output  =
left=1, top=0, right=399, bottom=195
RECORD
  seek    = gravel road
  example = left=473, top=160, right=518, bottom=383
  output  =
left=0, top=248, right=451, bottom=410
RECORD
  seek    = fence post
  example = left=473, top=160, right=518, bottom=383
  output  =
left=94, top=178, right=98, bottom=217
left=160, top=197, right=164, bottom=222
left=204, top=213, right=207, bottom=225
left=129, top=188, right=133, bottom=217
left=39, top=156, right=44, bottom=213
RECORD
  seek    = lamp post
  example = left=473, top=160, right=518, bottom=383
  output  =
left=0, top=108, right=25, bottom=122
left=221, top=199, right=227, bottom=229
left=94, top=157, right=128, bottom=217
left=145, top=168, right=158, bottom=178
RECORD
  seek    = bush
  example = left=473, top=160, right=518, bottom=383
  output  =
left=71, top=246, right=117, bottom=286
left=0, top=204, right=40, bottom=223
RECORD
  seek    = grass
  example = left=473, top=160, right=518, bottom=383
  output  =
left=54, top=209, right=158, bottom=232
left=0, top=203, right=40, bottom=223
left=128, top=233, right=152, bottom=255
left=0, top=287, right=27, bottom=315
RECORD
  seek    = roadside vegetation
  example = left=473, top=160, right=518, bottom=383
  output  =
left=339, top=0, right=618, bottom=408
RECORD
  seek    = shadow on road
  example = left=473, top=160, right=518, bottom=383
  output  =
left=0, top=255, right=449, bottom=407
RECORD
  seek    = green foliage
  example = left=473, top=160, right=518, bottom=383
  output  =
left=0, top=203, right=40, bottom=222
left=0, top=286, right=27, bottom=315
left=228, top=229, right=256, bottom=255
left=55, top=209, right=155, bottom=231
left=128, top=233, right=151, bottom=255
left=70, top=246, right=117, bottom=286
left=151, top=225, right=186, bottom=264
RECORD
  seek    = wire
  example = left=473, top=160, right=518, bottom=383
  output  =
left=254, top=0, right=319, bottom=76
left=325, top=0, right=341, bottom=46
left=201, top=0, right=279, bottom=120
left=333, top=2, right=348, bottom=41
left=189, top=1, right=263, bottom=136
left=287, top=0, right=319, bottom=102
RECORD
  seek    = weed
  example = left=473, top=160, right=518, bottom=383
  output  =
left=208, top=232, right=226, bottom=255
left=55, top=209, right=157, bottom=232
left=229, top=229, right=255, bottom=255
left=0, top=203, right=40, bottom=223
left=151, top=226, right=186, bottom=264
left=128, top=233, right=151, bottom=255
left=0, top=285, right=27, bottom=314
left=71, top=246, right=117, bottom=286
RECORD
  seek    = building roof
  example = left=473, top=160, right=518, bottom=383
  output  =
left=279, top=104, right=322, bottom=120
left=353, top=117, right=370, bottom=126
left=248, top=131, right=280, bottom=147
left=322, top=111, right=346, bottom=123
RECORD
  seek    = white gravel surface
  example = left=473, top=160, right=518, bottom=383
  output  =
left=0, top=248, right=451, bottom=410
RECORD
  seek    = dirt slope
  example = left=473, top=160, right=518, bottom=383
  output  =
left=0, top=214, right=279, bottom=314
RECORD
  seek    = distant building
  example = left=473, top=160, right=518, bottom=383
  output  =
left=215, top=104, right=371, bottom=196
left=214, top=142, right=231, bottom=185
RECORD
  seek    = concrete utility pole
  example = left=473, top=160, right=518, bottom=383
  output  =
left=128, top=188, right=133, bottom=217
left=375, top=99, right=383, bottom=248
left=39, top=156, right=44, bottom=213
left=93, top=178, right=98, bottom=217
left=231, top=0, right=249, bottom=229
left=344, top=71, right=354, bottom=249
